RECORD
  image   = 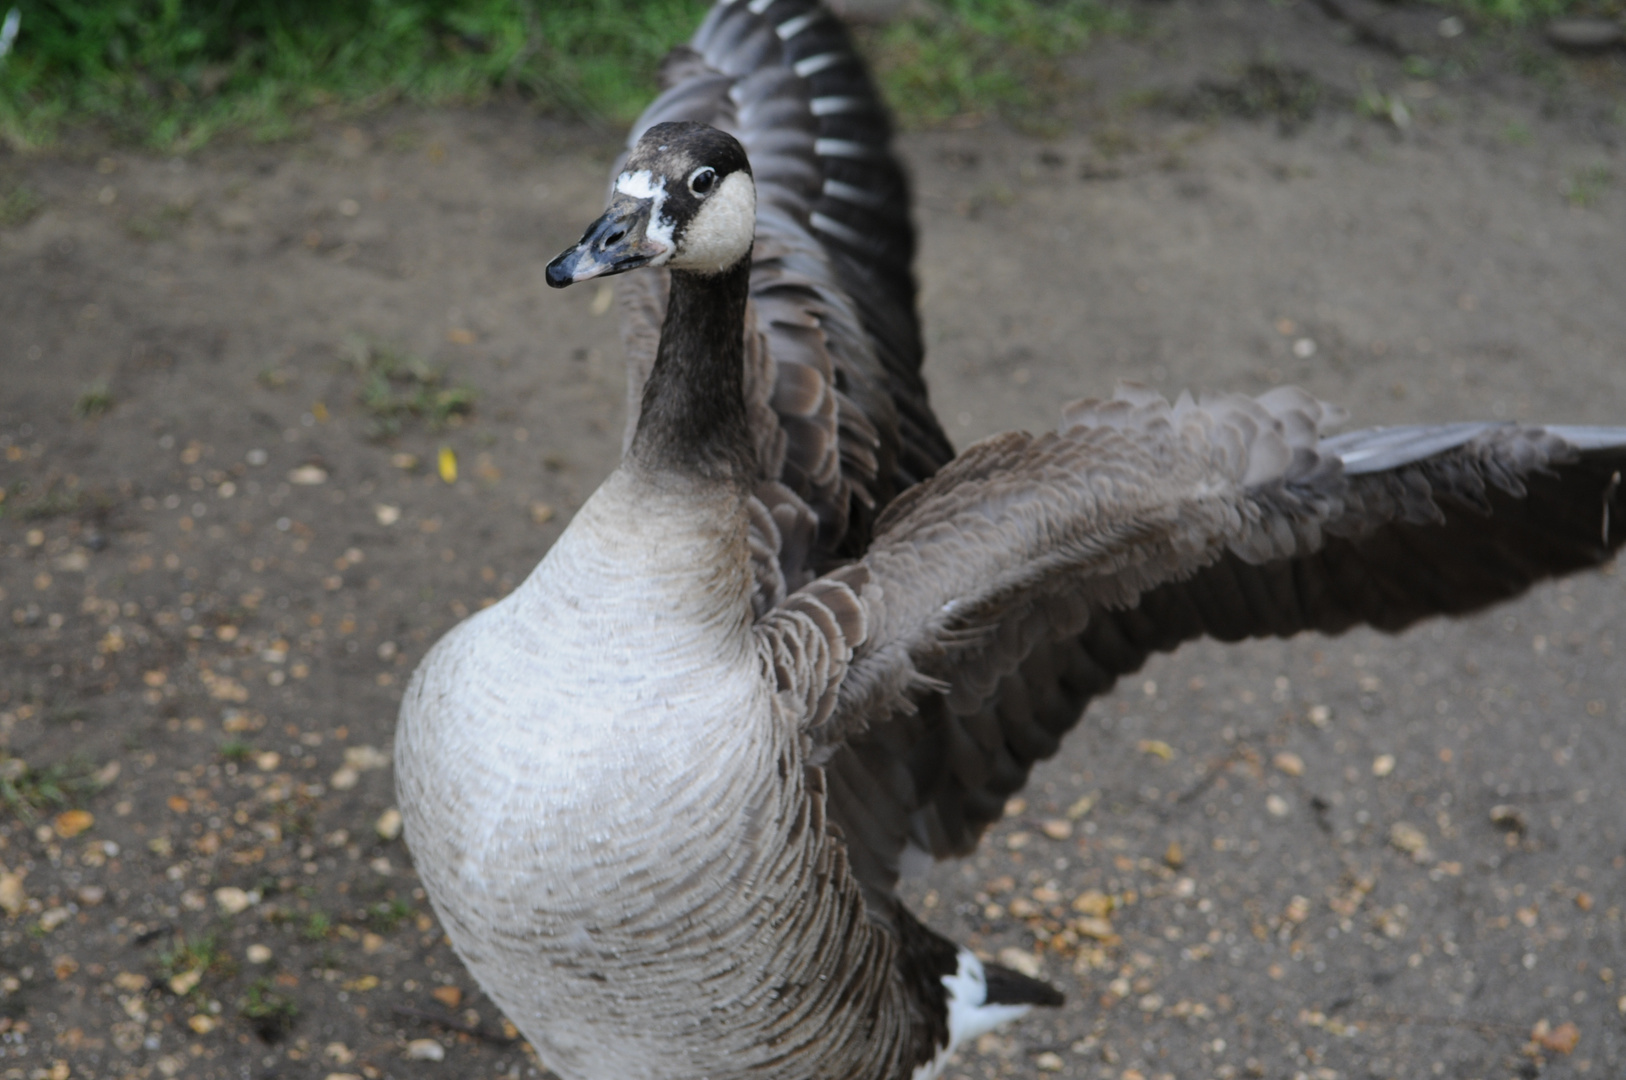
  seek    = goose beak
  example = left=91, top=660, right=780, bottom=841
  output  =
left=545, top=193, right=672, bottom=288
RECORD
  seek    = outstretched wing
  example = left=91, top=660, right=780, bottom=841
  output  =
left=759, top=385, right=1626, bottom=908
left=615, top=0, right=954, bottom=606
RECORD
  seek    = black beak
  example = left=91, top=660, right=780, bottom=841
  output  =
left=545, top=192, right=671, bottom=289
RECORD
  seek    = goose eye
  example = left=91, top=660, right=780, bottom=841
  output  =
left=688, top=167, right=717, bottom=196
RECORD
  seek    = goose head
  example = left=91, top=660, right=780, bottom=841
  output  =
left=546, top=121, right=756, bottom=287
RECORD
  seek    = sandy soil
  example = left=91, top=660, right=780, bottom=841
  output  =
left=2, top=2, right=1624, bottom=1078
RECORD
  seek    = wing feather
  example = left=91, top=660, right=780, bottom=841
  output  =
left=766, top=386, right=1626, bottom=895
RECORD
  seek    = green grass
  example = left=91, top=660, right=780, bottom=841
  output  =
left=859, top=0, right=1127, bottom=129
left=0, top=182, right=41, bottom=226
left=0, top=0, right=711, bottom=150
left=343, top=336, right=476, bottom=439
left=239, top=977, right=299, bottom=1041
left=73, top=379, right=115, bottom=419
left=218, top=737, right=255, bottom=763
left=157, top=932, right=237, bottom=997
left=301, top=910, right=334, bottom=941
left=0, top=753, right=103, bottom=822
left=0, top=0, right=1610, bottom=151
left=364, top=897, right=414, bottom=933
left=1443, top=0, right=1616, bottom=19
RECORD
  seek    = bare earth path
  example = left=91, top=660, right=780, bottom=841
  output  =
left=2, top=3, right=1624, bottom=1079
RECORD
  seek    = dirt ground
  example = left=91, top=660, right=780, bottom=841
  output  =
left=3, top=2, right=1625, bottom=1079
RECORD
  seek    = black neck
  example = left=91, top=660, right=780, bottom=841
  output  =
left=627, top=258, right=755, bottom=484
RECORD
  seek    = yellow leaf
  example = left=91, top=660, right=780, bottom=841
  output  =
left=438, top=446, right=457, bottom=484
left=1137, top=739, right=1174, bottom=760
left=53, top=810, right=94, bottom=839
left=311, top=401, right=329, bottom=422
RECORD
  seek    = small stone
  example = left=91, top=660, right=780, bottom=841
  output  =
left=1306, top=704, right=1331, bottom=727
left=246, top=944, right=273, bottom=964
left=114, top=971, right=150, bottom=991
left=288, top=464, right=328, bottom=485
left=345, top=745, right=391, bottom=770
left=1490, top=804, right=1528, bottom=834
left=1035, top=1051, right=1065, bottom=1071
left=0, top=871, right=26, bottom=916
left=363, top=932, right=385, bottom=954
left=1389, top=822, right=1430, bottom=858
left=188, top=1013, right=216, bottom=1034
left=407, top=1038, right=446, bottom=1061
left=214, top=886, right=257, bottom=915
left=997, top=947, right=1042, bottom=979
left=530, top=501, right=555, bottom=525
left=1039, top=818, right=1072, bottom=841
left=1072, top=890, right=1113, bottom=918
left=330, top=767, right=360, bottom=790
left=77, top=885, right=106, bottom=907
left=38, top=906, right=71, bottom=932
left=1272, top=752, right=1305, bottom=777
left=374, top=504, right=401, bottom=526
left=1164, top=840, right=1184, bottom=869
left=432, top=985, right=463, bottom=1008
left=255, top=751, right=281, bottom=772
left=1071, top=917, right=1119, bottom=944
left=326, top=1042, right=356, bottom=1064
left=168, top=968, right=202, bottom=995
left=1138, top=993, right=1164, bottom=1013
left=376, top=807, right=403, bottom=840
left=1266, top=794, right=1289, bottom=817
left=1371, top=754, right=1396, bottom=777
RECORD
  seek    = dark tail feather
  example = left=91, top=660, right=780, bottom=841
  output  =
left=983, top=963, right=1066, bottom=1008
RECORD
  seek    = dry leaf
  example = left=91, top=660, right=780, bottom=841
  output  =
left=53, top=810, right=93, bottom=839
left=1531, top=1019, right=1580, bottom=1055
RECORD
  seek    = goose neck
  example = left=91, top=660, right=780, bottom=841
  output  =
left=628, top=259, right=755, bottom=484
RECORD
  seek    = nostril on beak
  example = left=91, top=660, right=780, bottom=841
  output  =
left=603, top=229, right=626, bottom=247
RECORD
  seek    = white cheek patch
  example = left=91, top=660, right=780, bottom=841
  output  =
left=615, top=169, right=676, bottom=260
left=668, top=171, right=756, bottom=273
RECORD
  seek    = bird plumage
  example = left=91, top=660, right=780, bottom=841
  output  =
left=396, top=2, right=1626, bottom=1078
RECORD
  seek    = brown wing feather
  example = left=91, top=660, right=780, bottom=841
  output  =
left=788, top=387, right=1626, bottom=902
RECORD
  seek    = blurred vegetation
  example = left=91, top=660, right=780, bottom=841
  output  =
left=1449, top=0, right=1614, bottom=17
left=0, top=0, right=1612, bottom=151
left=0, top=0, right=711, bottom=149
left=856, top=0, right=1128, bottom=129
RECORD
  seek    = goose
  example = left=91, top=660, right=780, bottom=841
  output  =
left=394, top=2, right=1626, bottom=1078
